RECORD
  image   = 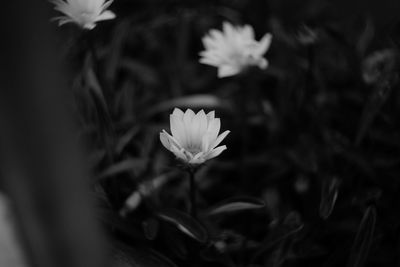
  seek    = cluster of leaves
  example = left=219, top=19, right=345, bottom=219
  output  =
left=56, top=0, right=400, bottom=266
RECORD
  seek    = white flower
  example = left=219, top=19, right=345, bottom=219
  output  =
left=199, top=22, right=272, bottom=78
left=51, top=0, right=116, bottom=30
left=160, top=108, right=230, bottom=165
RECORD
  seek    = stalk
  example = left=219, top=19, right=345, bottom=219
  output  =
left=188, top=168, right=197, bottom=218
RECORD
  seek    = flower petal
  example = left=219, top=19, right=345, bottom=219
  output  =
left=257, top=58, right=268, bottom=69
left=160, top=132, right=171, bottom=150
left=193, top=110, right=207, bottom=144
left=171, top=146, right=188, bottom=162
left=161, top=130, right=182, bottom=150
left=95, top=10, right=116, bottom=22
left=204, top=145, right=227, bottom=161
left=190, top=152, right=205, bottom=164
left=207, top=118, right=221, bottom=142
left=172, top=108, right=184, bottom=119
left=206, top=111, right=215, bottom=122
left=241, top=25, right=255, bottom=40
left=210, top=130, right=230, bottom=150
left=218, top=65, right=240, bottom=78
left=201, top=133, right=211, bottom=152
left=170, top=115, right=186, bottom=147
left=255, top=33, right=272, bottom=57
left=101, top=0, right=114, bottom=10
left=190, top=112, right=202, bottom=147
left=183, top=109, right=195, bottom=146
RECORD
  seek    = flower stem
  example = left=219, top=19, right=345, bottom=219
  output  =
left=188, top=169, right=197, bottom=219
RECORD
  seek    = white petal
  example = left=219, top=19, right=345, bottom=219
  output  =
left=171, top=146, right=188, bottom=162
left=209, top=29, right=225, bottom=45
left=204, top=145, right=227, bottom=161
left=210, top=130, right=230, bottom=150
left=196, top=110, right=208, bottom=141
left=242, top=25, right=255, bottom=40
left=255, top=33, right=272, bottom=57
left=183, top=109, right=195, bottom=125
left=218, top=65, right=240, bottom=78
left=95, top=10, right=116, bottom=22
left=199, top=56, right=220, bottom=67
left=183, top=109, right=195, bottom=146
left=202, top=36, right=217, bottom=50
left=223, top=22, right=236, bottom=40
left=190, top=112, right=202, bottom=146
left=206, top=111, right=215, bottom=122
left=161, top=131, right=188, bottom=162
left=101, top=0, right=114, bottom=10
left=161, top=130, right=182, bottom=151
left=257, top=58, right=268, bottom=69
left=190, top=152, right=205, bottom=164
left=207, top=118, right=221, bottom=143
left=160, top=132, right=171, bottom=150
left=201, top=133, right=211, bottom=152
left=190, top=158, right=205, bottom=165
left=83, top=22, right=97, bottom=30
left=182, top=149, right=194, bottom=162
left=172, top=108, right=184, bottom=119
left=170, top=115, right=186, bottom=147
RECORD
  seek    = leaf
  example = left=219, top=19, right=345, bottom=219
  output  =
left=156, top=209, right=208, bottom=243
left=207, top=196, right=265, bottom=216
left=86, top=66, right=108, bottom=113
left=347, top=206, right=376, bottom=267
left=319, top=177, right=340, bottom=219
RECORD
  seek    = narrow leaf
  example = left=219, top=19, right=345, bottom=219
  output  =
left=207, top=196, right=265, bottom=216
left=156, top=209, right=208, bottom=243
left=347, top=206, right=376, bottom=267
left=319, top=177, right=340, bottom=219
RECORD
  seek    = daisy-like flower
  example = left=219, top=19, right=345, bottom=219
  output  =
left=160, top=108, right=230, bottom=165
left=51, top=0, right=116, bottom=30
left=200, top=22, right=272, bottom=78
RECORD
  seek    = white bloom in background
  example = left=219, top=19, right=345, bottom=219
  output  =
left=51, top=0, right=116, bottom=30
left=200, top=22, right=272, bottom=78
left=160, top=108, right=230, bottom=165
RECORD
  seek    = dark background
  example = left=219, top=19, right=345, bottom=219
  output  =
left=2, top=0, right=400, bottom=267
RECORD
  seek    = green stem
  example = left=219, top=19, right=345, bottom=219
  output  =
left=188, top=169, right=197, bottom=218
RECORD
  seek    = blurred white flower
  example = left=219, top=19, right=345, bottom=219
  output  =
left=200, top=22, right=272, bottom=78
left=51, top=0, right=115, bottom=30
left=160, top=108, right=230, bottom=165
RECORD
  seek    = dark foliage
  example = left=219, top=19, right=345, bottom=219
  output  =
left=9, top=0, right=400, bottom=266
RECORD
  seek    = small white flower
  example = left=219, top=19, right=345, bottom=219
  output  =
left=51, top=0, right=116, bottom=30
left=200, top=22, right=272, bottom=78
left=160, top=108, right=230, bottom=165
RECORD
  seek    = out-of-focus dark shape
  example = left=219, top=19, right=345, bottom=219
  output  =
left=347, top=206, right=377, bottom=267
left=0, top=1, right=107, bottom=267
left=0, top=193, right=27, bottom=267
